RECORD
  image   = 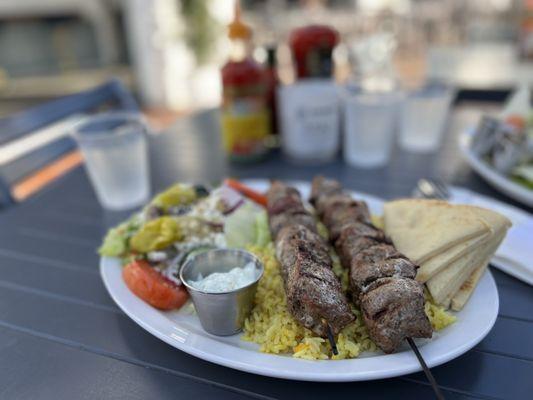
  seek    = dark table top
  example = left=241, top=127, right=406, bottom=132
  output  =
left=0, top=104, right=531, bottom=400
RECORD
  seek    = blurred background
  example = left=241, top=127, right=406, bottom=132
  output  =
left=0, top=0, right=532, bottom=118
left=2, top=0, right=533, bottom=206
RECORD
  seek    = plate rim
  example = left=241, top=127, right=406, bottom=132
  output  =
left=100, top=179, right=500, bottom=382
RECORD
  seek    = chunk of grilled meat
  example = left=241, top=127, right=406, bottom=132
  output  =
left=276, top=225, right=355, bottom=335
left=267, top=181, right=355, bottom=336
left=309, top=176, right=343, bottom=209
left=335, top=221, right=390, bottom=266
left=351, top=250, right=417, bottom=302
left=267, top=181, right=317, bottom=239
left=322, top=201, right=372, bottom=241
left=360, top=277, right=429, bottom=353
left=269, top=211, right=317, bottom=240
left=311, top=177, right=372, bottom=241
left=311, top=176, right=432, bottom=353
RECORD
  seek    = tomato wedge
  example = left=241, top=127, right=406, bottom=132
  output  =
left=122, top=260, right=188, bottom=310
left=224, top=178, right=268, bottom=207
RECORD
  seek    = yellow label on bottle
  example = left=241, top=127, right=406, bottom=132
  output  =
left=221, top=110, right=270, bottom=157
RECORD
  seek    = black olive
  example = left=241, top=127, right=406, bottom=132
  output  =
left=194, top=184, right=210, bottom=198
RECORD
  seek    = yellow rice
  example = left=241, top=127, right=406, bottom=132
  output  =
left=243, top=243, right=456, bottom=360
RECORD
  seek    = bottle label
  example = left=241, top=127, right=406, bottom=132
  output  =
left=221, top=97, right=270, bottom=158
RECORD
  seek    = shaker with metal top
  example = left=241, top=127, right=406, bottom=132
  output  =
left=180, top=249, right=263, bottom=336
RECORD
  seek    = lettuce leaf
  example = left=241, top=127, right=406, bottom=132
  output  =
left=254, top=210, right=271, bottom=247
left=98, top=214, right=142, bottom=257
left=99, top=227, right=127, bottom=257
left=225, top=201, right=271, bottom=248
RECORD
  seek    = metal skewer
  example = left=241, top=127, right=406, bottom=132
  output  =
left=407, top=338, right=445, bottom=400
left=322, top=319, right=338, bottom=356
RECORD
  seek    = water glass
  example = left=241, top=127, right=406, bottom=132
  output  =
left=399, top=82, right=454, bottom=152
left=72, top=112, right=150, bottom=210
left=341, top=87, right=401, bottom=168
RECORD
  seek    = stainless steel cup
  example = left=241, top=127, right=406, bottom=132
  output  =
left=180, top=249, right=263, bottom=336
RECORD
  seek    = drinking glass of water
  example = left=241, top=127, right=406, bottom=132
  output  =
left=399, top=81, right=454, bottom=152
left=341, top=86, right=402, bottom=168
left=72, top=112, right=150, bottom=210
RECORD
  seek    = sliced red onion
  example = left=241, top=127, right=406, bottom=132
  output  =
left=223, top=198, right=244, bottom=215
left=218, top=186, right=245, bottom=214
left=205, top=221, right=225, bottom=231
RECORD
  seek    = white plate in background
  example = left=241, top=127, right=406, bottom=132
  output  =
left=458, top=129, right=533, bottom=208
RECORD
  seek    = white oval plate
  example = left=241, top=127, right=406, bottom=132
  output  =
left=458, top=129, right=533, bottom=207
left=100, top=179, right=499, bottom=382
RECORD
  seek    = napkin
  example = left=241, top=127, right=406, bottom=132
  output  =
left=450, top=187, right=533, bottom=285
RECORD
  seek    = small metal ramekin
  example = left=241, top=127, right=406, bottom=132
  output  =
left=180, top=249, right=263, bottom=336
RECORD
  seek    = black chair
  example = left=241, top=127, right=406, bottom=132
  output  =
left=0, top=79, right=139, bottom=208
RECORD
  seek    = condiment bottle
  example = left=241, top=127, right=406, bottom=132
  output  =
left=278, top=25, right=340, bottom=163
left=221, top=4, right=270, bottom=162
left=264, top=45, right=279, bottom=136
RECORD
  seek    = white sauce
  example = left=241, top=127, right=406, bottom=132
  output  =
left=189, top=262, right=258, bottom=293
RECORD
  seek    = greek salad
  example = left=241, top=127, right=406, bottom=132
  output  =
left=99, top=179, right=270, bottom=310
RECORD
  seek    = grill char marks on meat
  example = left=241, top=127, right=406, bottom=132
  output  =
left=351, top=255, right=417, bottom=302
left=266, top=181, right=355, bottom=337
left=311, top=176, right=432, bottom=354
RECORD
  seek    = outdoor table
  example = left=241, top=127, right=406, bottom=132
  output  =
left=0, top=103, right=531, bottom=399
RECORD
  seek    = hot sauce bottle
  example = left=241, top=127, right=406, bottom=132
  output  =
left=221, top=5, right=270, bottom=162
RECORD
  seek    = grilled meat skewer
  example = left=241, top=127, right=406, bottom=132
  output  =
left=266, top=181, right=355, bottom=337
left=311, top=176, right=432, bottom=353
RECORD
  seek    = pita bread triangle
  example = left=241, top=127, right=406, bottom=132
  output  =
left=450, top=263, right=487, bottom=311
left=427, top=228, right=507, bottom=305
left=416, top=232, right=490, bottom=283
left=384, top=199, right=490, bottom=264
left=459, top=204, right=512, bottom=235
left=384, top=199, right=511, bottom=308
left=439, top=205, right=511, bottom=307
